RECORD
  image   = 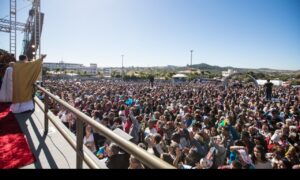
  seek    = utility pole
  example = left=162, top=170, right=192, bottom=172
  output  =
left=122, top=55, right=124, bottom=80
left=190, top=50, right=193, bottom=67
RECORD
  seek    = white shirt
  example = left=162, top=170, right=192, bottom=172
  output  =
left=255, top=161, right=273, bottom=169
left=92, top=117, right=101, bottom=133
left=144, top=127, right=157, bottom=137
left=0, top=67, right=13, bottom=102
left=58, top=110, right=68, bottom=123
left=84, top=134, right=96, bottom=152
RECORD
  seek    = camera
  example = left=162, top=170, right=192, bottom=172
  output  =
left=36, top=81, right=44, bottom=87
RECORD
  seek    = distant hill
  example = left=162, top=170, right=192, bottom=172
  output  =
left=190, top=63, right=231, bottom=71
left=189, top=63, right=296, bottom=73
left=121, top=63, right=298, bottom=73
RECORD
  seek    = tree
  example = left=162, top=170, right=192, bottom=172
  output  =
left=164, top=72, right=176, bottom=80
left=278, top=75, right=289, bottom=82
left=208, top=74, right=215, bottom=79
left=42, top=67, right=49, bottom=76
left=247, top=71, right=256, bottom=79
left=244, top=76, right=254, bottom=83
left=97, top=71, right=104, bottom=78
left=291, top=79, right=300, bottom=85
left=187, top=72, right=199, bottom=81
left=111, top=70, right=118, bottom=77
left=256, top=72, right=266, bottom=79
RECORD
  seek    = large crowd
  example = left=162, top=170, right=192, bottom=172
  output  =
left=39, top=79, right=300, bottom=169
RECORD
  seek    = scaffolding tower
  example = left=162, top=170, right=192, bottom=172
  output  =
left=9, top=0, right=17, bottom=57
left=23, top=0, right=44, bottom=60
left=0, top=0, right=44, bottom=60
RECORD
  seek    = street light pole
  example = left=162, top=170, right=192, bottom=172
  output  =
left=122, top=55, right=124, bottom=80
left=190, top=50, right=193, bottom=67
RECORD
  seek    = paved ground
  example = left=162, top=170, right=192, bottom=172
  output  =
left=14, top=100, right=107, bottom=169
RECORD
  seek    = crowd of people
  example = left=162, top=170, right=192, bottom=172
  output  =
left=1, top=52, right=299, bottom=170
left=38, top=78, right=300, bottom=169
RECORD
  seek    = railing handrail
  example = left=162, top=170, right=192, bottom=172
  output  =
left=35, top=85, right=175, bottom=169
left=34, top=96, right=101, bottom=169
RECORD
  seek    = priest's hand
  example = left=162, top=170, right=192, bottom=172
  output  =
left=41, top=54, right=47, bottom=60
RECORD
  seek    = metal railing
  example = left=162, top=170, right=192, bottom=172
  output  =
left=34, top=85, right=175, bottom=169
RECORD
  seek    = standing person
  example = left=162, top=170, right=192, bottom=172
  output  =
left=105, top=143, right=130, bottom=169
left=129, top=110, right=142, bottom=144
left=58, top=107, right=68, bottom=128
left=10, top=54, right=46, bottom=113
left=0, top=62, right=14, bottom=102
left=149, top=75, right=154, bottom=88
left=83, top=125, right=96, bottom=153
left=128, top=155, right=145, bottom=169
left=251, top=145, right=272, bottom=169
left=264, top=79, right=273, bottom=101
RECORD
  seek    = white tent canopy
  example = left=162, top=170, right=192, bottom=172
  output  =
left=257, top=79, right=283, bottom=86
left=172, top=74, right=188, bottom=78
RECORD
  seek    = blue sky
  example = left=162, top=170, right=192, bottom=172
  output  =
left=0, top=0, right=300, bottom=70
